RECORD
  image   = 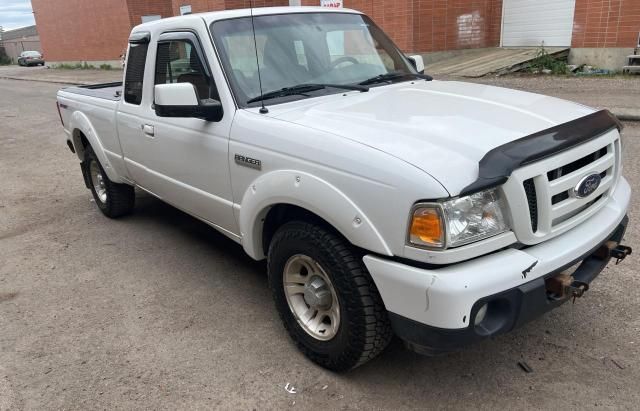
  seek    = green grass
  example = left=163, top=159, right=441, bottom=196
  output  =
left=54, top=62, right=115, bottom=70
left=55, top=62, right=103, bottom=70
left=529, top=45, right=568, bottom=75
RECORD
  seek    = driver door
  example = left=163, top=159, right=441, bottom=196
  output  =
left=118, top=32, right=237, bottom=235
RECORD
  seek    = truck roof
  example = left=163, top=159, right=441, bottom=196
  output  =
left=131, top=6, right=362, bottom=33
left=202, top=6, right=361, bottom=22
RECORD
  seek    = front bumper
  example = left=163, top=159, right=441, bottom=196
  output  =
left=363, top=177, right=630, bottom=354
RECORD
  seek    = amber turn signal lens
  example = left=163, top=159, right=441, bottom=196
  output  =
left=409, top=207, right=444, bottom=247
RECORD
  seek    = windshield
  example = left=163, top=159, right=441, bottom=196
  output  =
left=211, top=12, right=417, bottom=107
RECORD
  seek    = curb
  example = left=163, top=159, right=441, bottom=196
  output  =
left=0, top=76, right=94, bottom=86
left=614, top=112, right=640, bottom=122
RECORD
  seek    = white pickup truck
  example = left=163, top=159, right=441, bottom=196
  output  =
left=57, top=7, right=632, bottom=371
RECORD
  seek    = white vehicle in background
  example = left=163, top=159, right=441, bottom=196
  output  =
left=56, top=7, right=631, bottom=371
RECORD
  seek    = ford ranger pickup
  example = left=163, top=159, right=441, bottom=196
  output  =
left=56, top=7, right=632, bottom=371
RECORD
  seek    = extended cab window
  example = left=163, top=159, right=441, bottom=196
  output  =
left=124, top=42, right=148, bottom=105
left=155, top=40, right=216, bottom=101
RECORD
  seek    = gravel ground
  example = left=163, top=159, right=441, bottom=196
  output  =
left=0, top=75, right=639, bottom=410
left=453, top=74, right=640, bottom=116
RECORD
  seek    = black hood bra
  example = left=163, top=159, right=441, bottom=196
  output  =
left=460, top=109, right=623, bottom=196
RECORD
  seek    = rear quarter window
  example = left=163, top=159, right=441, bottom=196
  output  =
left=124, top=43, right=149, bottom=105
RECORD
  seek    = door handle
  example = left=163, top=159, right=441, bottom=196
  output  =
left=142, top=124, right=155, bottom=137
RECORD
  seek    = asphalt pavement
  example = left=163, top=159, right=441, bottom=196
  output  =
left=0, top=73, right=639, bottom=410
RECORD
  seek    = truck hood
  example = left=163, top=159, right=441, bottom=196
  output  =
left=268, top=81, right=595, bottom=196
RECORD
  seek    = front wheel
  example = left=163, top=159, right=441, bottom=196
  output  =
left=268, top=221, right=392, bottom=371
left=83, top=145, right=135, bottom=218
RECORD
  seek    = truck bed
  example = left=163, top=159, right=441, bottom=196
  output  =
left=61, top=82, right=122, bottom=101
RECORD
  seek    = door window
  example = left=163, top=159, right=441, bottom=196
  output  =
left=155, top=40, right=215, bottom=101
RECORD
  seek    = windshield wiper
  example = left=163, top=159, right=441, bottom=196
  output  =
left=358, top=72, right=433, bottom=86
left=246, top=83, right=368, bottom=104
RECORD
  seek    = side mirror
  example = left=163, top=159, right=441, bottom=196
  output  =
left=154, top=83, right=223, bottom=122
left=407, top=55, right=425, bottom=74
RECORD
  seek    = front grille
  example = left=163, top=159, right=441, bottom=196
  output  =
left=507, top=131, right=620, bottom=243
left=544, top=145, right=612, bottom=227
left=523, top=178, right=538, bottom=232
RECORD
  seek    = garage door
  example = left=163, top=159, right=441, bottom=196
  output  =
left=501, top=0, right=576, bottom=47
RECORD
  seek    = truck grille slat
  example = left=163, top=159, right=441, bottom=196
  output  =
left=552, top=194, right=603, bottom=226
left=547, top=147, right=608, bottom=182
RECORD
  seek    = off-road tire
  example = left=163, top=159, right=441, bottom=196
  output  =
left=83, top=145, right=135, bottom=218
left=268, top=221, right=392, bottom=371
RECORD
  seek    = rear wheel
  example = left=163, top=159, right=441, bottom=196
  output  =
left=83, top=145, right=135, bottom=218
left=268, top=221, right=392, bottom=371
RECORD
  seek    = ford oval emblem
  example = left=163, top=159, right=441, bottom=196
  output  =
left=573, top=173, right=602, bottom=198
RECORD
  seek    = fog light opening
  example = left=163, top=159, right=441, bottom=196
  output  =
left=473, top=299, right=512, bottom=336
left=474, top=303, right=488, bottom=325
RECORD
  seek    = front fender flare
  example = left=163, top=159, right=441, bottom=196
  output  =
left=239, top=170, right=393, bottom=260
left=69, top=110, right=123, bottom=183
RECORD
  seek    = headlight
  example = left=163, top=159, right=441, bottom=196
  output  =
left=408, top=187, right=510, bottom=249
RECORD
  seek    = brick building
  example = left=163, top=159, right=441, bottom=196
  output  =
left=31, top=0, right=640, bottom=69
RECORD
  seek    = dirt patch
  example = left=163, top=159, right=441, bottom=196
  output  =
left=0, top=292, right=18, bottom=304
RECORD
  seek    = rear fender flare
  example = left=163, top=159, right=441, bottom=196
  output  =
left=238, top=170, right=392, bottom=260
left=69, top=110, right=123, bottom=183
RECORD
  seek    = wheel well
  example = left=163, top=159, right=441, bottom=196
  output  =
left=261, top=204, right=333, bottom=256
left=72, top=129, right=89, bottom=158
